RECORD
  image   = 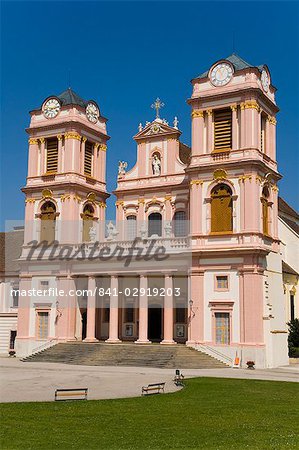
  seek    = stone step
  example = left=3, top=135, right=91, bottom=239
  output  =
left=23, top=342, right=228, bottom=369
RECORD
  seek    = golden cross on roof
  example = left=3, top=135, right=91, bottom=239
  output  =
left=151, top=98, right=164, bottom=119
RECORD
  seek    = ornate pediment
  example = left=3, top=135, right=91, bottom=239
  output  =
left=134, top=119, right=181, bottom=141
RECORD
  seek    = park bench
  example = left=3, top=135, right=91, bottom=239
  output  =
left=142, top=382, right=165, bottom=396
left=55, top=388, right=88, bottom=401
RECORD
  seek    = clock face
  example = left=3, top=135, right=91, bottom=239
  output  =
left=261, top=70, right=270, bottom=92
left=210, top=63, right=233, bottom=87
left=43, top=98, right=60, bottom=119
left=86, top=103, right=99, bottom=123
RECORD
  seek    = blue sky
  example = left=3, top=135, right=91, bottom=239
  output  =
left=1, top=1, right=298, bottom=229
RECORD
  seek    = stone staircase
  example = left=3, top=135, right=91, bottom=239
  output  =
left=22, top=342, right=228, bottom=369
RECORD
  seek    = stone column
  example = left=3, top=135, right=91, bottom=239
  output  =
left=206, top=110, right=213, bottom=153
left=190, top=181, right=203, bottom=235
left=191, top=110, right=205, bottom=155
left=84, top=276, right=98, bottom=342
left=57, top=134, right=63, bottom=173
left=39, top=138, right=45, bottom=175
left=161, top=274, right=175, bottom=344
left=187, top=270, right=204, bottom=345
left=240, top=104, right=246, bottom=149
left=28, top=138, right=39, bottom=177
left=55, top=276, right=77, bottom=341
left=135, top=275, right=150, bottom=343
left=231, top=105, right=238, bottom=150
left=106, top=275, right=121, bottom=343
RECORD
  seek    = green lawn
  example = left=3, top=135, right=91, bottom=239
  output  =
left=1, top=377, right=298, bottom=449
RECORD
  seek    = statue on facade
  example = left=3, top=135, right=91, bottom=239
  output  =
left=152, top=154, right=161, bottom=176
left=173, top=116, right=179, bottom=129
left=106, top=221, right=119, bottom=241
left=164, top=221, right=172, bottom=238
left=89, top=226, right=97, bottom=243
left=118, top=161, right=128, bottom=177
left=138, top=123, right=143, bottom=132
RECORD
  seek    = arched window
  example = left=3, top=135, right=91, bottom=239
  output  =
left=126, top=215, right=137, bottom=240
left=148, top=212, right=162, bottom=237
left=40, top=201, right=56, bottom=242
left=261, top=186, right=270, bottom=235
left=173, top=211, right=187, bottom=237
left=82, top=204, right=95, bottom=242
left=211, top=184, right=233, bottom=233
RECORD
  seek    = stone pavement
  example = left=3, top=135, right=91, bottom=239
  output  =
left=0, top=358, right=298, bottom=403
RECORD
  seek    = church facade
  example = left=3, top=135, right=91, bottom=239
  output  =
left=10, top=54, right=295, bottom=367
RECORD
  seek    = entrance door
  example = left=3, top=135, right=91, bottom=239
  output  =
left=148, top=306, right=162, bottom=341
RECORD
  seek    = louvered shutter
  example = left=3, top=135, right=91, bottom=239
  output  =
left=84, top=142, right=93, bottom=176
left=214, top=109, right=232, bottom=152
left=46, top=138, right=58, bottom=173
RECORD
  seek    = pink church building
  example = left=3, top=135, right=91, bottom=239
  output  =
left=13, top=54, right=291, bottom=368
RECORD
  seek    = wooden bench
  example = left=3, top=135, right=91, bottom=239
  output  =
left=55, top=388, right=88, bottom=401
left=142, top=382, right=165, bottom=396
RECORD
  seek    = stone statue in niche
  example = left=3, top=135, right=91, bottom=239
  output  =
left=152, top=154, right=161, bottom=176
left=118, top=161, right=128, bottom=177
left=89, top=226, right=97, bottom=243
left=164, top=221, right=172, bottom=238
left=106, top=221, right=119, bottom=241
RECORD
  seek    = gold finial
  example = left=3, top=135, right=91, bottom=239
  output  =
left=151, top=98, right=164, bottom=119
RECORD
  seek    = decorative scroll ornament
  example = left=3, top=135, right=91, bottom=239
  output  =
left=190, top=179, right=203, bottom=186
left=99, top=144, right=107, bottom=151
left=87, top=192, right=96, bottom=202
left=191, top=110, right=204, bottom=118
left=60, top=194, right=71, bottom=202
left=28, top=138, right=39, bottom=145
left=240, top=100, right=260, bottom=111
left=213, top=169, right=227, bottom=180
left=64, top=132, right=81, bottom=141
left=42, top=189, right=53, bottom=198
left=267, top=116, right=277, bottom=125
left=25, top=198, right=36, bottom=203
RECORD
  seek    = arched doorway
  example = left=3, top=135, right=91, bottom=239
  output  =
left=148, top=305, right=163, bottom=342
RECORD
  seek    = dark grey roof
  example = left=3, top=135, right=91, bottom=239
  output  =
left=196, top=53, right=265, bottom=79
left=57, top=88, right=88, bottom=108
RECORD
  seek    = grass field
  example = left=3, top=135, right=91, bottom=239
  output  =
left=1, top=377, right=298, bottom=449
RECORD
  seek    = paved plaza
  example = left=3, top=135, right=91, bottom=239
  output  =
left=0, top=357, right=298, bottom=403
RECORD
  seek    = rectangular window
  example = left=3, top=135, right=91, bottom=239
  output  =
left=84, top=141, right=93, bottom=176
left=290, top=294, right=295, bottom=321
left=37, top=311, right=49, bottom=339
left=12, top=286, right=19, bottom=307
left=214, top=109, right=232, bottom=152
left=46, top=138, right=58, bottom=173
left=215, top=312, right=230, bottom=344
left=261, top=113, right=266, bottom=153
left=103, top=301, right=110, bottom=323
left=40, top=280, right=49, bottom=295
left=216, top=275, right=229, bottom=291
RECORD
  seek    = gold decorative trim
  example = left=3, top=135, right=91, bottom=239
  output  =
left=82, top=137, right=87, bottom=143
left=241, top=100, right=260, bottom=112
left=164, top=195, right=172, bottom=202
left=97, top=201, right=107, bottom=208
left=239, top=175, right=252, bottom=183
left=230, top=104, right=237, bottom=112
left=28, top=138, right=38, bottom=145
left=190, top=180, right=203, bottom=186
left=94, top=143, right=99, bottom=150
left=167, top=138, right=178, bottom=142
left=191, top=110, right=204, bottom=118
left=272, top=185, right=279, bottom=192
left=25, top=198, right=36, bottom=204
left=267, top=116, right=277, bottom=125
left=42, top=189, right=53, bottom=198
left=73, top=194, right=81, bottom=203
left=138, top=198, right=145, bottom=205
left=64, top=132, right=81, bottom=141
left=99, top=144, right=107, bottom=151
left=206, top=109, right=213, bottom=116
left=87, top=192, right=96, bottom=202
left=255, top=175, right=263, bottom=184
left=57, top=134, right=63, bottom=141
left=60, top=194, right=71, bottom=202
left=39, top=138, right=45, bottom=144
left=213, top=169, right=227, bottom=180
left=115, top=200, right=124, bottom=207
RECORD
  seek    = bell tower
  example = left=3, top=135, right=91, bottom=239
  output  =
left=23, top=88, right=110, bottom=245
